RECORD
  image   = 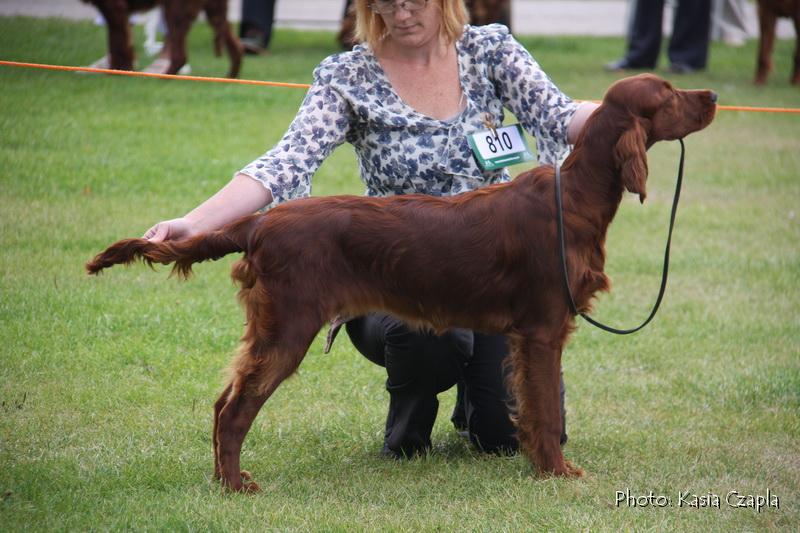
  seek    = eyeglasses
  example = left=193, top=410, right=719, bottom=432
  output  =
left=368, top=0, right=430, bottom=15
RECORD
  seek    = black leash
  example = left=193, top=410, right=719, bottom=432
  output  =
left=555, top=138, right=685, bottom=334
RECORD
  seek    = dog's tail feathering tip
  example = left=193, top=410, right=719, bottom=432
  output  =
left=86, top=226, right=249, bottom=278
left=85, top=238, right=160, bottom=276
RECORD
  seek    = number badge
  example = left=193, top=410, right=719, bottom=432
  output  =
left=467, top=123, right=535, bottom=171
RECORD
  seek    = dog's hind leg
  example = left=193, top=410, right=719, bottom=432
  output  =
left=509, top=331, right=583, bottom=478
left=95, top=3, right=134, bottom=70
left=212, top=383, right=233, bottom=481
left=214, top=347, right=309, bottom=492
left=204, top=0, right=243, bottom=78
left=213, top=371, right=272, bottom=492
left=214, top=300, right=322, bottom=492
left=162, top=1, right=195, bottom=75
left=755, top=4, right=777, bottom=84
left=792, top=12, right=800, bottom=85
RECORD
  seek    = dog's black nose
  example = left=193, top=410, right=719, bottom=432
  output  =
left=710, top=91, right=718, bottom=103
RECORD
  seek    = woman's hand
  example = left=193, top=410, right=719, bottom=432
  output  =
left=142, top=173, right=273, bottom=243
left=144, top=217, right=197, bottom=243
left=144, top=174, right=272, bottom=242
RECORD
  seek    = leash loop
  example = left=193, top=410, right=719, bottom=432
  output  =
left=555, top=138, right=685, bottom=334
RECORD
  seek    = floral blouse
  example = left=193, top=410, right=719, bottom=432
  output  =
left=240, top=24, right=579, bottom=207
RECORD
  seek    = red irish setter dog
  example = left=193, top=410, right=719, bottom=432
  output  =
left=83, top=0, right=242, bottom=77
left=87, top=74, right=716, bottom=492
left=755, top=0, right=800, bottom=84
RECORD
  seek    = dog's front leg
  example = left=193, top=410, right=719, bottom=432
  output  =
left=97, top=5, right=134, bottom=70
left=755, top=5, right=777, bottom=84
left=509, top=333, right=583, bottom=478
left=162, top=1, right=191, bottom=75
left=792, top=14, right=800, bottom=85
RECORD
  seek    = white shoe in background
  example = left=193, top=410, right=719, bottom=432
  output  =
left=142, top=58, right=192, bottom=75
left=87, top=55, right=110, bottom=69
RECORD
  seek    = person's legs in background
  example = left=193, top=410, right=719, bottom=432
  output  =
left=667, top=0, right=712, bottom=72
left=240, top=0, right=277, bottom=55
left=606, top=0, right=666, bottom=70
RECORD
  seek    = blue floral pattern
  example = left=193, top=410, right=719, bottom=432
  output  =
left=240, top=24, right=578, bottom=207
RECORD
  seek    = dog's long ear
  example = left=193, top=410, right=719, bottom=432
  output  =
left=614, top=118, right=648, bottom=203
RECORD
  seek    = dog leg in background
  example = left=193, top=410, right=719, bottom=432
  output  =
left=162, top=1, right=194, bottom=75
left=755, top=2, right=778, bottom=84
left=509, top=332, right=583, bottom=478
left=204, top=0, right=243, bottom=78
left=96, top=3, right=135, bottom=70
left=793, top=8, right=800, bottom=84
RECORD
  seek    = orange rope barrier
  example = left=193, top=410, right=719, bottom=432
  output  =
left=716, top=104, right=800, bottom=114
left=0, top=60, right=312, bottom=89
left=2, top=59, right=799, bottom=114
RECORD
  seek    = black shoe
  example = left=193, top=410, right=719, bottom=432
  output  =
left=604, top=57, right=652, bottom=72
left=381, top=441, right=430, bottom=459
left=668, top=62, right=701, bottom=74
left=450, top=380, right=468, bottom=432
left=240, top=29, right=266, bottom=56
left=241, top=37, right=265, bottom=56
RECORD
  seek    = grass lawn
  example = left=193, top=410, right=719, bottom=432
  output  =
left=1, top=15, right=798, bottom=532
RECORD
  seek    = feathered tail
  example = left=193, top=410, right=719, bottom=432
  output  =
left=86, top=214, right=259, bottom=278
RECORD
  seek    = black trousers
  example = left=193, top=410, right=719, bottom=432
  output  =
left=345, top=314, right=567, bottom=458
left=239, top=0, right=276, bottom=49
left=625, top=0, right=712, bottom=69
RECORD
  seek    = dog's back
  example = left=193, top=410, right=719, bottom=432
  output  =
left=243, top=180, right=558, bottom=333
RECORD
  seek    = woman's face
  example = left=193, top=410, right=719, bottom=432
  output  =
left=379, top=1, right=443, bottom=49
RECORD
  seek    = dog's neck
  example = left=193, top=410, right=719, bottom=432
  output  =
left=560, top=106, right=638, bottom=241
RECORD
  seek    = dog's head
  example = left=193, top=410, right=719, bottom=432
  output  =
left=603, top=74, right=717, bottom=202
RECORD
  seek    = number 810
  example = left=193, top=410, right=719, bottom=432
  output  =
left=486, top=131, right=513, bottom=153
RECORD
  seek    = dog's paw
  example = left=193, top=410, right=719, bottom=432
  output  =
left=242, top=480, right=261, bottom=493
left=562, top=459, right=585, bottom=478
left=239, top=471, right=261, bottom=493
left=218, top=470, right=261, bottom=492
left=540, top=459, right=584, bottom=479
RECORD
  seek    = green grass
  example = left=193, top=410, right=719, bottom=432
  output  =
left=1, top=16, right=799, bottom=531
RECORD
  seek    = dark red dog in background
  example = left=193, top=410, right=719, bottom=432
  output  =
left=83, top=0, right=243, bottom=77
left=755, top=0, right=800, bottom=84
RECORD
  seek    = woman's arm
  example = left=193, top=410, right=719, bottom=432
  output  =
left=567, top=101, right=600, bottom=144
left=144, top=173, right=272, bottom=242
left=145, top=56, right=354, bottom=243
left=485, top=26, right=586, bottom=164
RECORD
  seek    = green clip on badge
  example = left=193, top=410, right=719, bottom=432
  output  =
left=468, top=123, right=535, bottom=171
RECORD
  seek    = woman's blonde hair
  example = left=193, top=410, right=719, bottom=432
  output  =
left=353, top=0, right=469, bottom=49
